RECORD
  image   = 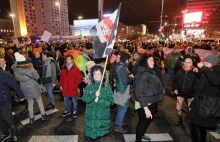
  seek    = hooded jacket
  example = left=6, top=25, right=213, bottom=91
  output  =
left=82, top=65, right=114, bottom=139
left=59, top=63, right=82, bottom=97
left=12, top=62, right=42, bottom=100
left=173, top=66, right=197, bottom=98
left=134, top=66, right=164, bottom=107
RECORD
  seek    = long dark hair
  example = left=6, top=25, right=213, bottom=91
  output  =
left=136, top=54, right=154, bottom=68
left=89, top=64, right=106, bottom=87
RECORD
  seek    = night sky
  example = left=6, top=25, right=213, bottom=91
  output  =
left=0, top=0, right=186, bottom=33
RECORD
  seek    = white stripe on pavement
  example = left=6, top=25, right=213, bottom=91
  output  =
left=210, top=132, right=220, bottom=139
left=20, top=109, right=59, bottom=125
left=124, top=133, right=173, bottom=141
left=29, top=135, right=78, bottom=142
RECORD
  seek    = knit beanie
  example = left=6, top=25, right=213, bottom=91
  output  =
left=204, top=54, right=219, bottom=65
left=86, top=61, right=96, bottom=70
left=14, top=52, right=26, bottom=62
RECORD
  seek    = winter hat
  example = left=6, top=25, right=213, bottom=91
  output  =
left=14, top=52, right=26, bottom=62
left=204, top=54, right=219, bottom=65
left=86, top=61, right=96, bottom=70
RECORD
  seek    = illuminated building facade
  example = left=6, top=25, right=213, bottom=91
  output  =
left=0, top=18, right=14, bottom=40
left=9, top=0, right=69, bottom=37
left=187, top=0, right=220, bottom=37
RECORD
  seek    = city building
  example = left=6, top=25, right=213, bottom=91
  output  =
left=128, top=24, right=147, bottom=39
left=73, top=19, right=98, bottom=36
left=187, top=0, right=220, bottom=37
left=117, top=22, right=128, bottom=40
left=9, top=0, right=69, bottom=37
left=72, top=18, right=129, bottom=40
left=0, top=18, right=14, bottom=40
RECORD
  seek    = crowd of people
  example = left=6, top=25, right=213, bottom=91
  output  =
left=0, top=38, right=220, bottom=142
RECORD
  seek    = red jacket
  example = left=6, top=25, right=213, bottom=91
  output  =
left=59, top=63, right=82, bottom=97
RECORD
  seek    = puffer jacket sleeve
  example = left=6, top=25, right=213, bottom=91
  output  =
left=26, top=67, right=40, bottom=80
left=97, top=85, right=114, bottom=107
left=82, top=85, right=96, bottom=104
left=173, top=70, right=180, bottom=91
left=134, top=73, right=149, bottom=107
left=6, top=73, right=24, bottom=99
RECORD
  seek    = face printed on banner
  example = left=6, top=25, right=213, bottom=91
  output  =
left=96, top=18, right=114, bottom=43
left=94, top=70, right=102, bottom=82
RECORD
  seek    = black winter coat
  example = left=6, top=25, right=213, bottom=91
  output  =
left=173, top=67, right=197, bottom=98
left=32, top=57, right=43, bottom=77
left=153, top=51, right=164, bottom=62
left=188, top=65, right=220, bottom=128
left=0, top=69, right=24, bottom=105
left=134, top=67, right=164, bottom=107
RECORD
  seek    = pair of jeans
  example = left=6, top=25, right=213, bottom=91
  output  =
left=0, top=103, right=18, bottom=136
left=44, top=84, right=55, bottom=105
left=135, top=104, right=155, bottom=142
left=115, top=99, right=130, bottom=126
left=64, top=97, right=77, bottom=113
left=190, top=123, right=207, bottom=142
left=163, top=69, right=175, bottom=89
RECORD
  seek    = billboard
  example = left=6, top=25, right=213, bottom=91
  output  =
left=184, top=11, right=203, bottom=24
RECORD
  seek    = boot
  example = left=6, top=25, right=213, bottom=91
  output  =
left=41, top=114, right=49, bottom=121
left=142, top=135, right=151, bottom=141
left=12, top=136, right=20, bottom=142
left=29, top=117, right=34, bottom=124
left=114, top=125, right=128, bottom=133
left=175, top=115, right=182, bottom=126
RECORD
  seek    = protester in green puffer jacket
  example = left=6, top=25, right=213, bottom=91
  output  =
left=82, top=65, right=114, bottom=141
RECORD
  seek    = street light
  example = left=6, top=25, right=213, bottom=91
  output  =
left=55, top=2, right=61, bottom=35
left=182, top=9, right=188, bottom=29
left=160, top=0, right=165, bottom=29
left=10, top=13, right=16, bottom=38
left=78, top=16, right=83, bottom=35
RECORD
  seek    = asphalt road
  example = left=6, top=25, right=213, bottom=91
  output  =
left=7, top=88, right=219, bottom=142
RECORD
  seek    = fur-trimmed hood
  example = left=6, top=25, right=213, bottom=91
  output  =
left=89, top=64, right=107, bottom=87
left=12, top=62, right=33, bottom=71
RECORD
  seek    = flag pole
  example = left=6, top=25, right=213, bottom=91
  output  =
left=94, top=3, right=122, bottom=103
left=95, top=56, right=109, bottom=102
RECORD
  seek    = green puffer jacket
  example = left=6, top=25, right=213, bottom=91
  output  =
left=82, top=83, right=114, bottom=139
left=114, top=63, right=127, bottom=93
